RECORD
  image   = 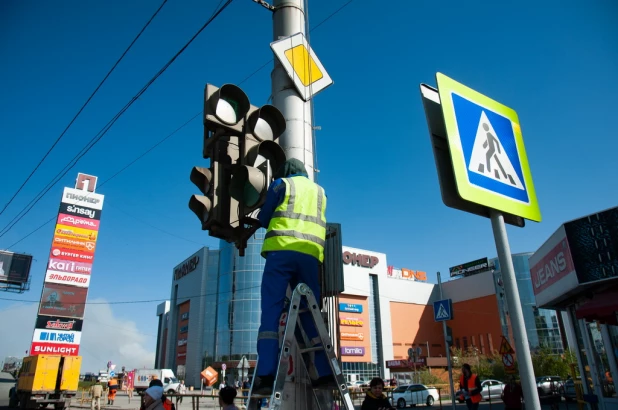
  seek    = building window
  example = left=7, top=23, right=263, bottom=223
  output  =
left=180, top=325, right=188, bottom=334
left=181, top=312, right=189, bottom=321
left=456, top=338, right=460, bottom=349
left=463, top=337, right=468, bottom=350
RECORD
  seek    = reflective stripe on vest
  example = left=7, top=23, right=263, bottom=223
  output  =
left=261, top=177, right=327, bottom=262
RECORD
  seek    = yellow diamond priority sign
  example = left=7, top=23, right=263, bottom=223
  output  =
left=271, top=33, right=333, bottom=101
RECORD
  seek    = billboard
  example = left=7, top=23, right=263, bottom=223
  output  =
left=449, top=257, right=490, bottom=277
left=387, top=266, right=428, bottom=281
left=339, top=303, right=363, bottom=313
left=0, top=251, right=33, bottom=284
left=38, top=283, right=88, bottom=318
left=31, top=173, right=104, bottom=355
left=340, top=346, right=365, bottom=356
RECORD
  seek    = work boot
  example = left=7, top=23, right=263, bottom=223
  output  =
left=312, top=375, right=337, bottom=389
left=252, top=375, right=274, bottom=395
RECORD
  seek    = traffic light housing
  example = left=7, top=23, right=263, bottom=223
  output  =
left=189, top=83, right=286, bottom=254
left=230, top=105, right=286, bottom=216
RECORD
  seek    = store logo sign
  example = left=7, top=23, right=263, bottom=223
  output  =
left=342, top=251, right=379, bottom=268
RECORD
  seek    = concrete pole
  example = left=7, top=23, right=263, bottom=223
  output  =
left=272, top=0, right=315, bottom=181
left=490, top=209, right=541, bottom=410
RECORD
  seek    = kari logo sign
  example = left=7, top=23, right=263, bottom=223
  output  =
left=57, top=214, right=100, bottom=230
left=48, top=259, right=92, bottom=275
left=30, top=342, right=79, bottom=356
left=33, top=329, right=81, bottom=345
left=340, top=346, right=365, bottom=356
left=50, top=248, right=94, bottom=263
left=45, top=270, right=90, bottom=288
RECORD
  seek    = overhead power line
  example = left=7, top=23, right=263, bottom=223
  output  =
left=0, top=0, right=234, bottom=239
left=0, top=0, right=170, bottom=218
left=4, top=0, right=355, bottom=251
left=0, top=284, right=261, bottom=305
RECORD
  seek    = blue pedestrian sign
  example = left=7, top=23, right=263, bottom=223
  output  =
left=109, top=370, right=115, bottom=377
left=433, top=299, right=452, bottom=322
left=436, top=73, right=541, bottom=222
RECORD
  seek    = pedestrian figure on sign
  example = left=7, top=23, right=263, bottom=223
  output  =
left=482, top=123, right=500, bottom=173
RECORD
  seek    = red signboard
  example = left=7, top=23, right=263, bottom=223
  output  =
left=38, top=282, right=88, bottom=319
left=30, top=342, right=80, bottom=356
left=530, top=232, right=575, bottom=295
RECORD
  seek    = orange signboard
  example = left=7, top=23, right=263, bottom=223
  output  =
left=340, top=317, right=364, bottom=327
left=341, top=332, right=364, bottom=341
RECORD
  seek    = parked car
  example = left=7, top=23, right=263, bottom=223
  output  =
left=391, top=384, right=439, bottom=408
left=536, top=376, right=564, bottom=396
left=455, top=379, right=505, bottom=402
left=563, top=379, right=577, bottom=402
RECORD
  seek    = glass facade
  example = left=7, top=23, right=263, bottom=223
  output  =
left=215, top=230, right=265, bottom=366
left=492, top=253, right=565, bottom=354
left=201, top=250, right=220, bottom=369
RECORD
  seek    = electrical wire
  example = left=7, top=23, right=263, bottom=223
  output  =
left=0, top=284, right=261, bottom=305
left=3, top=0, right=353, bottom=251
left=0, top=0, right=234, bottom=239
left=0, top=0, right=170, bottom=218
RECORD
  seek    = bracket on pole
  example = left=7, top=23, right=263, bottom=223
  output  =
left=252, top=0, right=276, bottom=11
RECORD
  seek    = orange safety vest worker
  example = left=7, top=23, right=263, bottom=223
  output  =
left=459, top=374, right=482, bottom=403
left=162, top=398, right=174, bottom=410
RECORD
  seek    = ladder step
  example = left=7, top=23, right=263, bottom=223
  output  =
left=299, top=346, right=322, bottom=354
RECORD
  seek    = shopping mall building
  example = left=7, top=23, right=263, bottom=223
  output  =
left=155, top=231, right=575, bottom=388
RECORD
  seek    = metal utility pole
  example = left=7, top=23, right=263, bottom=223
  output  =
left=272, top=0, right=315, bottom=181
left=490, top=210, right=541, bottom=410
left=437, top=272, right=456, bottom=410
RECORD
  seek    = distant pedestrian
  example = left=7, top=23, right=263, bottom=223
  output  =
left=501, top=376, right=523, bottom=410
left=178, top=380, right=186, bottom=404
left=90, top=383, right=103, bottom=410
left=242, top=379, right=251, bottom=405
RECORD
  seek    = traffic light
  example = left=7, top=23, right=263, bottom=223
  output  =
left=189, top=83, right=286, bottom=254
left=229, top=104, right=286, bottom=217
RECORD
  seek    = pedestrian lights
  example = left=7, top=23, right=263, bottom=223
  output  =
left=190, top=82, right=287, bottom=253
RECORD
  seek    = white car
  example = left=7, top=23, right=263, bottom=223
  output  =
left=391, top=384, right=439, bottom=408
left=455, top=379, right=505, bottom=402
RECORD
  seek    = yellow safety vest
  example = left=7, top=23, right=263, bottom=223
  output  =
left=261, top=176, right=327, bottom=262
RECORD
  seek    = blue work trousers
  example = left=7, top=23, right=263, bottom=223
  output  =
left=256, top=250, right=330, bottom=378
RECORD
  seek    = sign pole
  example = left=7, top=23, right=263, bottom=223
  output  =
left=490, top=210, right=540, bottom=410
left=437, top=272, right=456, bottom=410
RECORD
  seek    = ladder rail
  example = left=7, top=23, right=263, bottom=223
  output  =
left=247, top=283, right=354, bottom=410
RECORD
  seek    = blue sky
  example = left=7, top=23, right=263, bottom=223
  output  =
left=1, top=0, right=617, bottom=370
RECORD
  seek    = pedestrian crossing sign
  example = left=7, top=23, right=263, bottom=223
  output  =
left=436, top=73, right=541, bottom=222
left=433, top=299, right=452, bottom=322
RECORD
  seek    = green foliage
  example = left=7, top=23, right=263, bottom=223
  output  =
left=418, top=369, right=442, bottom=385
left=531, top=347, right=577, bottom=379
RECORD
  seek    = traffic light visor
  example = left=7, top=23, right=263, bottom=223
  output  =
left=189, top=195, right=212, bottom=224
left=212, top=84, right=250, bottom=125
left=229, top=166, right=266, bottom=208
left=190, top=166, right=212, bottom=196
left=248, top=105, right=286, bottom=141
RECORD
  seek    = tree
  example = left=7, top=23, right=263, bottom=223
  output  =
left=531, top=347, right=578, bottom=379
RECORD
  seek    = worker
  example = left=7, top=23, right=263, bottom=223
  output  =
left=146, top=379, right=175, bottom=410
left=142, top=386, right=165, bottom=410
left=252, top=158, right=334, bottom=395
left=458, top=363, right=482, bottom=410
left=107, top=378, right=118, bottom=405
left=90, top=382, right=103, bottom=410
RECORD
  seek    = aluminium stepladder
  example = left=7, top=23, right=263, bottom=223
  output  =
left=247, top=283, right=354, bottom=410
